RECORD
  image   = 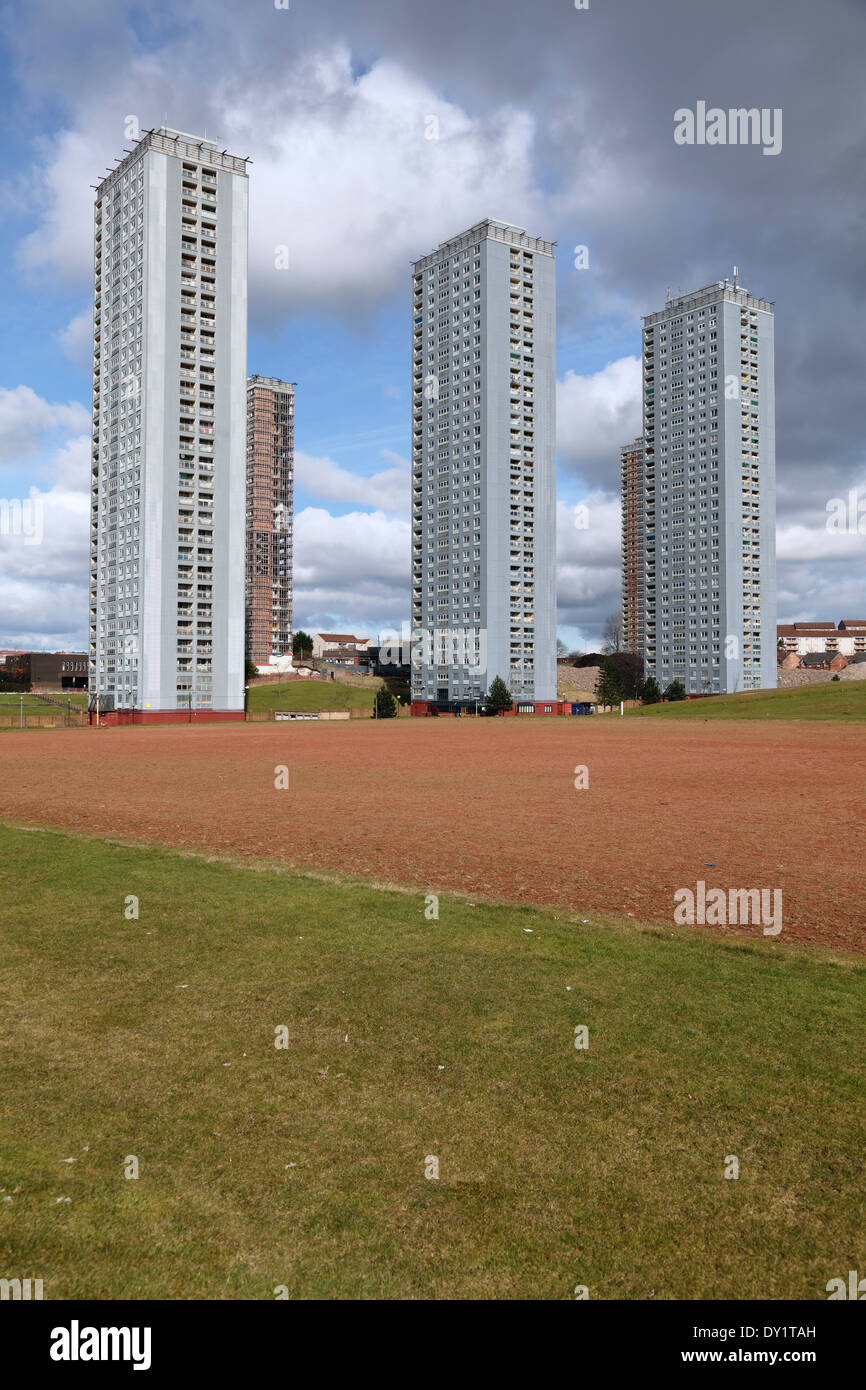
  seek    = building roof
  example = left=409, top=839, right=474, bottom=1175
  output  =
left=316, top=632, right=369, bottom=644
left=643, top=278, right=774, bottom=325
left=777, top=621, right=855, bottom=637
left=94, top=126, right=249, bottom=197
left=247, top=374, right=296, bottom=393
left=800, top=651, right=845, bottom=666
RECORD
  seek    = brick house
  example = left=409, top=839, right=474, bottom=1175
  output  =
left=311, top=633, right=374, bottom=667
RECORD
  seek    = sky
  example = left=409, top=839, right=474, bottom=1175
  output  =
left=0, top=0, right=864, bottom=653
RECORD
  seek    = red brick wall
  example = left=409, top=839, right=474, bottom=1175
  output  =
left=96, top=709, right=246, bottom=726
left=411, top=700, right=571, bottom=717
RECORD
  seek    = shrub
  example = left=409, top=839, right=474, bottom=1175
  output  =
left=373, top=688, right=397, bottom=719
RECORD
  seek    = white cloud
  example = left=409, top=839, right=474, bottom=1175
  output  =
left=295, top=449, right=409, bottom=514
left=293, top=505, right=409, bottom=636
left=238, top=52, right=541, bottom=322
left=52, top=434, right=91, bottom=495
left=16, top=126, right=104, bottom=284
left=0, top=434, right=91, bottom=650
left=14, top=45, right=544, bottom=325
left=557, top=356, right=642, bottom=486
left=57, top=308, right=93, bottom=372
left=0, top=577, right=90, bottom=652
left=557, top=493, right=620, bottom=565
left=777, top=517, right=866, bottom=564
left=555, top=494, right=622, bottom=636
left=0, top=386, right=90, bottom=464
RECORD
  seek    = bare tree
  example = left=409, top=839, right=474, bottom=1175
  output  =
left=601, top=610, right=624, bottom=655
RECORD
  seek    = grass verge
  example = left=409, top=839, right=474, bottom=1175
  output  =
left=247, top=680, right=376, bottom=714
left=628, top=680, right=866, bottom=722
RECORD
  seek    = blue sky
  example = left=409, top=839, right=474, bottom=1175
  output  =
left=1, top=0, right=864, bottom=652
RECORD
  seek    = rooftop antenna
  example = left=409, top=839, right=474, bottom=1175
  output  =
left=732, top=264, right=739, bottom=288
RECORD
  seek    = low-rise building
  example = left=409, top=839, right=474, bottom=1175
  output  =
left=0, top=651, right=88, bottom=690
left=777, top=620, right=866, bottom=659
left=311, top=633, right=373, bottom=666
left=799, top=651, right=849, bottom=671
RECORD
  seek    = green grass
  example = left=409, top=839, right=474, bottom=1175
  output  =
left=247, top=679, right=376, bottom=714
left=1, top=823, right=863, bottom=1300
left=628, top=679, right=866, bottom=722
left=0, top=692, right=87, bottom=717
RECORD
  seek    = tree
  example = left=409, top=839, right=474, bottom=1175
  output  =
left=606, top=650, right=644, bottom=700
left=245, top=659, right=259, bottom=682
left=641, top=675, right=661, bottom=704
left=595, top=657, right=623, bottom=709
left=601, top=611, right=624, bottom=655
left=664, top=679, right=687, bottom=702
left=292, top=630, right=313, bottom=660
left=556, top=638, right=568, bottom=659
left=484, top=675, right=513, bottom=715
left=373, top=687, right=397, bottom=719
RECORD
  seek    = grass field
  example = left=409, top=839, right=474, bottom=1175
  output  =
left=0, top=691, right=88, bottom=716
left=1, top=821, right=863, bottom=1300
left=628, top=680, right=866, bottom=722
left=247, top=679, right=377, bottom=714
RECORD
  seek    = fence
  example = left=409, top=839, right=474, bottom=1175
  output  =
left=246, top=708, right=356, bottom=722
left=0, top=713, right=88, bottom=729
left=0, top=707, right=403, bottom=728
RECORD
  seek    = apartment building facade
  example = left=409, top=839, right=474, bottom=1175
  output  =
left=641, top=276, right=776, bottom=694
left=621, top=437, right=646, bottom=656
left=89, top=127, right=249, bottom=712
left=246, top=375, right=294, bottom=667
left=410, top=219, right=557, bottom=708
